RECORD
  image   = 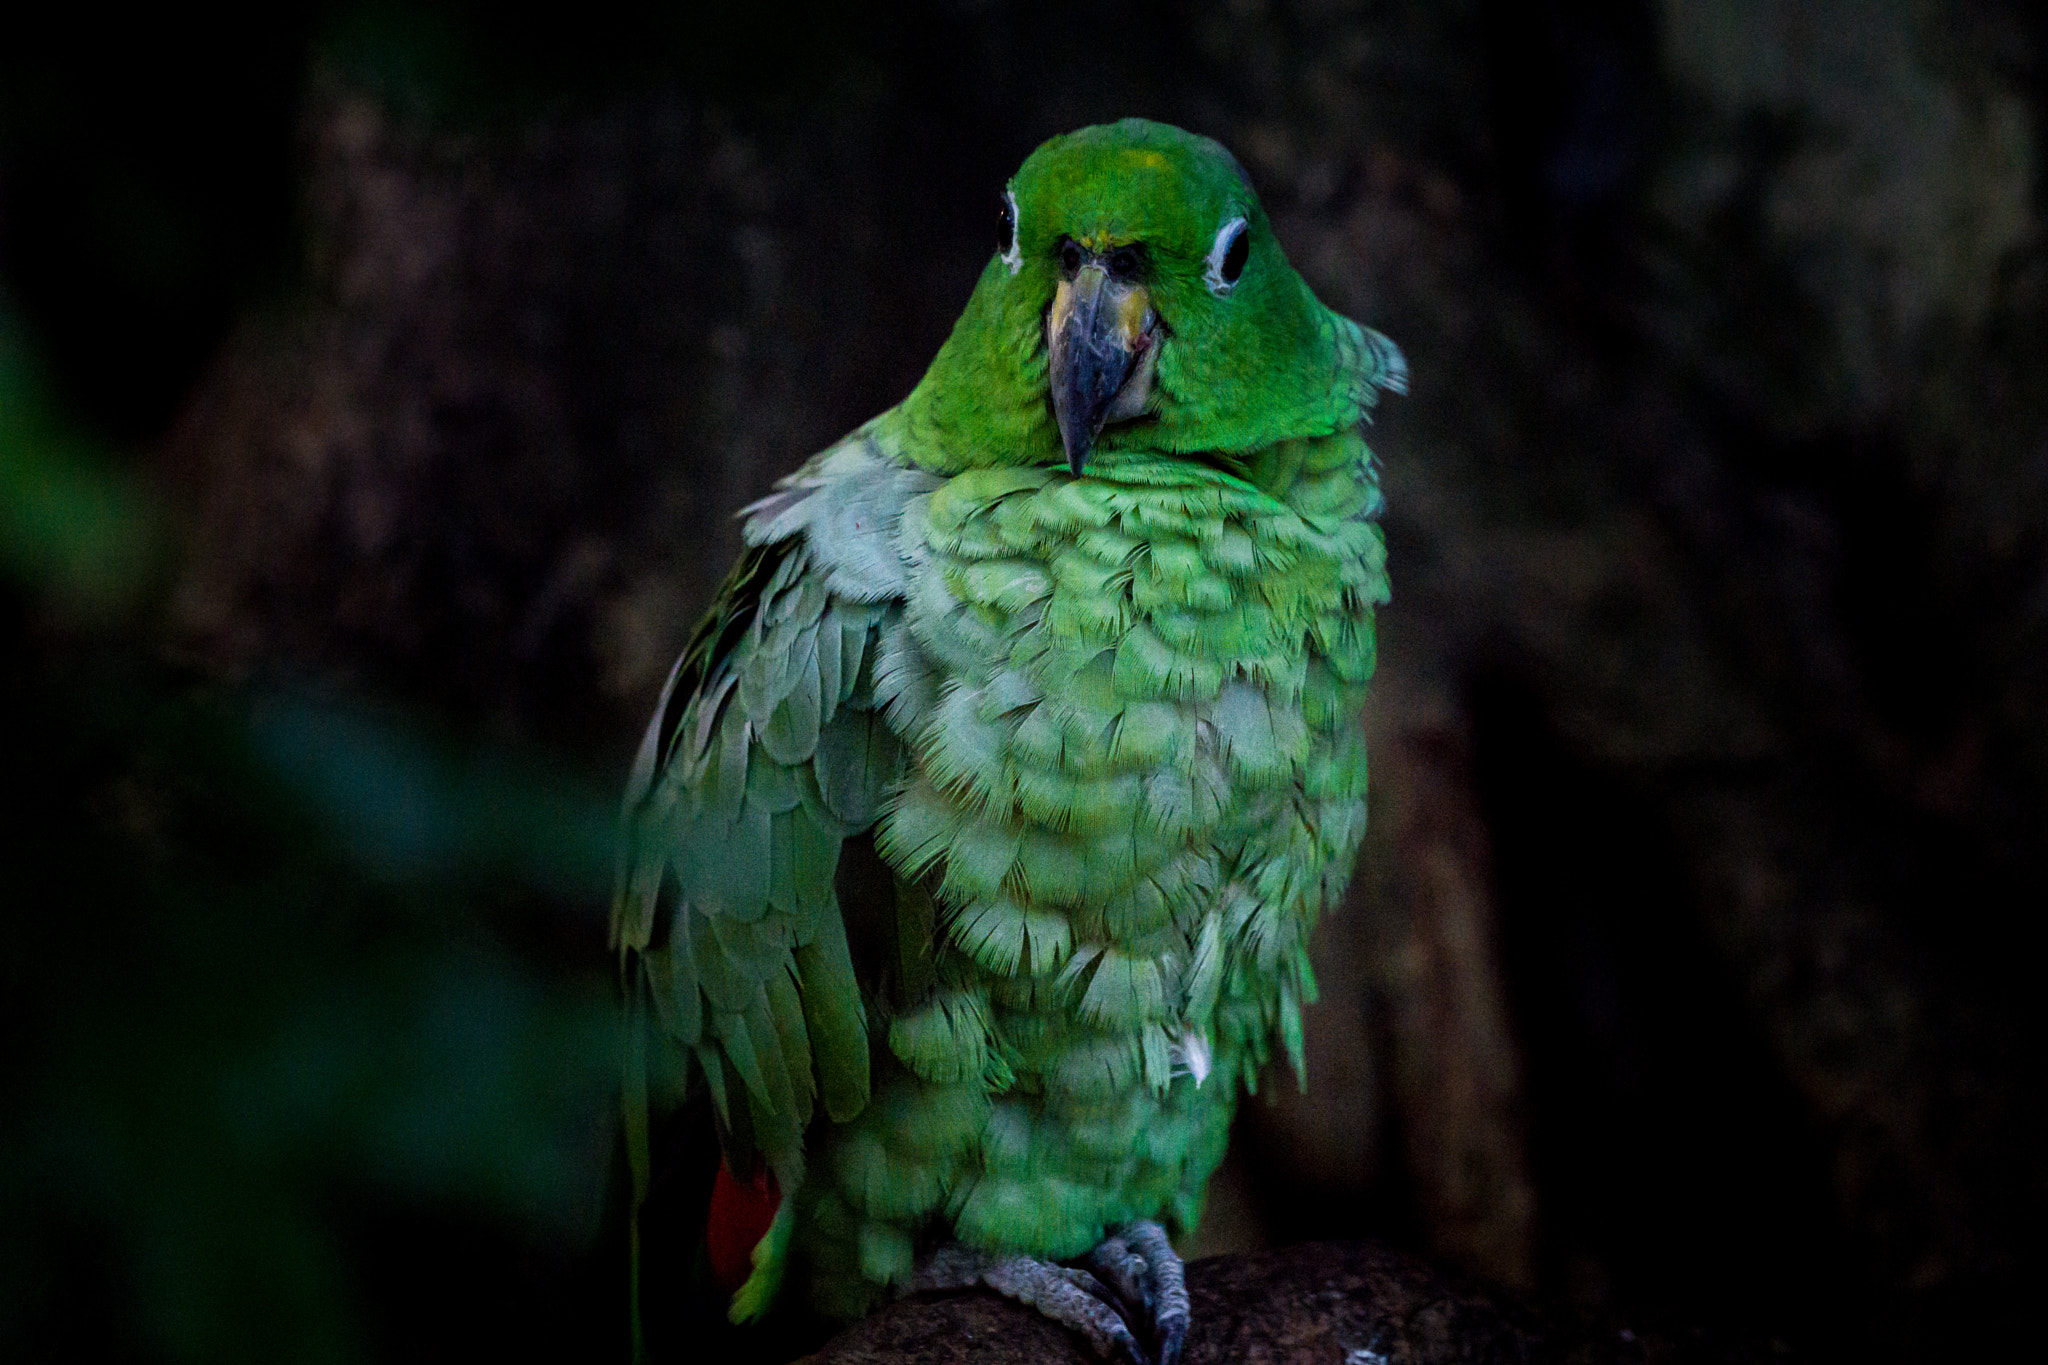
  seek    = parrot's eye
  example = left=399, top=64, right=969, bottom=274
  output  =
left=998, top=189, right=1022, bottom=274
left=1221, top=230, right=1249, bottom=282
left=1205, top=216, right=1251, bottom=294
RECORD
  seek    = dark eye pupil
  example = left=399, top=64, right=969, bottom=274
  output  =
left=998, top=196, right=1015, bottom=254
left=1220, top=227, right=1249, bottom=284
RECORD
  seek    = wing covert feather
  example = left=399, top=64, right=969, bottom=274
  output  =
left=614, top=433, right=935, bottom=1181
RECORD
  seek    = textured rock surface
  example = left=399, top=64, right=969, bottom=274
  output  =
left=815, top=1243, right=1774, bottom=1365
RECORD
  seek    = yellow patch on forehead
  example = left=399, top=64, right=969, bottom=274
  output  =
left=1019, top=123, right=1238, bottom=256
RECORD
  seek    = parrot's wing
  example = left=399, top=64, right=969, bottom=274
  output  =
left=1329, top=312, right=1408, bottom=427
left=614, top=434, right=939, bottom=1204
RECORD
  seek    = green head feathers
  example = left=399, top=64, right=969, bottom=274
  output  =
left=890, top=118, right=1404, bottom=475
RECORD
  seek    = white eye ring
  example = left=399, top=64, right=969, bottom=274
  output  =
left=1204, top=215, right=1250, bottom=295
left=1000, top=188, right=1023, bottom=276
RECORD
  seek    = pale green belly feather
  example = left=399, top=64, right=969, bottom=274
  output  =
left=790, top=433, right=1386, bottom=1317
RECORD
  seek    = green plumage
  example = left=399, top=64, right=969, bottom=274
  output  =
left=613, top=118, right=1402, bottom=1332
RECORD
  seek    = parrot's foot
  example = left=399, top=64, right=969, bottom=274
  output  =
left=1086, top=1222, right=1187, bottom=1365
left=911, top=1220, right=1187, bottom=1365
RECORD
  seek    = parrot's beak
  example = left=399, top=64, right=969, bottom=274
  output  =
left=1048, top=263, right=1157, bottom=477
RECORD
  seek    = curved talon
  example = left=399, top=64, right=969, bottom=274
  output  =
left=912, top=1245, right=1144, bottom=1363
left=986, top=1258, right=1144, bottom=1364
left=908, top=1223, right=1187, bottom=1365
left=1118, top=1221, right=1188, bottom=1365
left=1085, top=1234, right=1151, bottom=1311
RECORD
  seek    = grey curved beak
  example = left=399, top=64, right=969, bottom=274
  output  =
left=1048, top=264, right=1154, bottom=476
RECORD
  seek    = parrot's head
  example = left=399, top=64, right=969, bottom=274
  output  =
left=899, top=118, right=1399, bottom=476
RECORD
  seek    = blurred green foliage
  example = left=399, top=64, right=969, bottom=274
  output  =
left=1, top=313, right=623, bottom=1361
left=0, top=318, right=156, bottom=613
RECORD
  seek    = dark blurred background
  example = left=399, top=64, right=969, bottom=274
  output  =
left=4, top=2, right=2044, bottom=1361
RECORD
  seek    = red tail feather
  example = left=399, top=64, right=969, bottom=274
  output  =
left=705, top=1161, right=782, bottom=1294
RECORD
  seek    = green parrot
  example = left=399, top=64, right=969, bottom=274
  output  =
left=614, top=117, right=1403, bottom=1363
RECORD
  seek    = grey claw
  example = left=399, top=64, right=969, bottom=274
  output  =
left=1085, top=1234, right=1151, bottom=1313
left=909, top=1224, right=1188, bottom=1365
left=1115, top=1220, right=1188, bottom=1365
left=1156, top=1311, right=1187, bottom=1365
